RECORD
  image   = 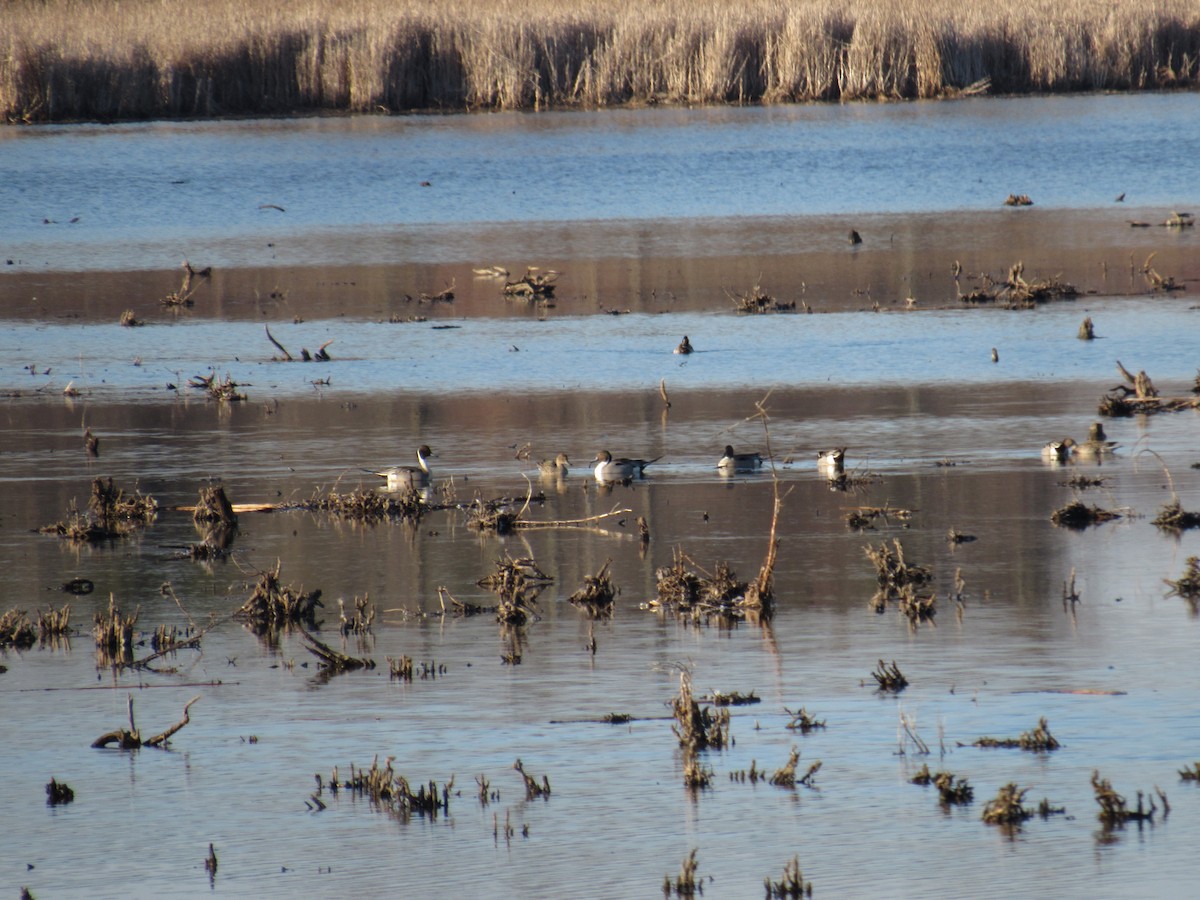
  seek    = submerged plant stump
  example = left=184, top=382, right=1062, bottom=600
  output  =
left=769, top=746, right=821, bottom=788
left=784, top=706, right=826, bottom=733
left=1051, top=500, right=1121, bottom=528
left=479, top=554, right=552, bottom=625
left=650, top=551, right=765, bottom=623
left=289, top=486, right=424, bottom=522
left=39, top=478, right=158, bottom=542
left=513, top=758, right=551, bottom=800
left=765, top=855, right=813, bottom=899
left=730, top=281, right=795, bottom=314
left=567, top=560, right=616, bottom=616
left=663, top=849, right=700, bottom=897
left=93, top=595, right=139, bottom=667
left=871, top=659, right=908, bottom=692
left=865, top=539, right=931, bottom=600
left=45, top=778, right=75, bottom=805
left=1153, top=499, right=1200, bottom=532
left=192, top=484, right=238, bottom=527
left=982, top=783, right=1033, bottom=827
left=972, top=717, right=1061, bottom=752
left=0, top=608, right=37, bottom=649
left=235, top=561, right=323, bottom=634
left=326, top=757, right=452, bottom=819
left=672, top=669, right=730, bottom=752
left=189, top=370, right=246, bottom=402
left=1092, top=770, right=1166, bottom=827
left=934, top=772, right=974, bottom=805
left=1166, top=557, right=1200, bottom=603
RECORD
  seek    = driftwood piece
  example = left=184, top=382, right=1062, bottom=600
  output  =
left=300, top=628, right=375, bottom=673
left=92, top=694, right=200, bottom=749
left=265, top=325, right=293, bottom=360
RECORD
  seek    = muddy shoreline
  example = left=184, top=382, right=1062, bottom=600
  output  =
left=3, top=208, right=1196, bottom=323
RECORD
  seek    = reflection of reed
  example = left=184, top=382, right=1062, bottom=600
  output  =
left=5, top=0, right=1198, bottom=121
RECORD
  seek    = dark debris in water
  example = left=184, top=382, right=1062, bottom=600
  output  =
left=38, top=478, right=157, bottom=543
left=971, top=717, right=1061, bottom=752
left=1051, top=500, right=1122, bottom=528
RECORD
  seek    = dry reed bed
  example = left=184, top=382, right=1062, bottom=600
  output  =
left=3, top=0, right=1199, bottom=122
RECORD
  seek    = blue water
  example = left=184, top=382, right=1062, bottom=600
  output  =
left=2, top=93, right=1198, bottom=271
left=4, top=96, right=1200, bottom=900
left=3, top=298, right=1198, bottom=403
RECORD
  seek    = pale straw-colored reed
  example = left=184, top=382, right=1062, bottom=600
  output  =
left=2, top=0, right=1197, bottom=121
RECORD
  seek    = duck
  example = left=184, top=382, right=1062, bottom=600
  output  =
left=717, top=445, right=763, bottom=472
left=1072, top=423, right=1118, bottom=460
left=817, top=448, right=846, bottom=475
left=674, top=336, right=694, bottom=355
left=1041, top=439, right=1074, bottom=463
left=537, top=453, right=571, bottom=478
left=592, top=450, right=661, bottom=482
left=371, top=445, right=434, bottom=490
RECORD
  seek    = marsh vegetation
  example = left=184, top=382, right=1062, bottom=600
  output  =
left=4, top=0, right=1199, bottom=122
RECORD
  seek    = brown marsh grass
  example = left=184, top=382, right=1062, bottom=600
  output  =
left=2, top=0, right=1198, bottom=122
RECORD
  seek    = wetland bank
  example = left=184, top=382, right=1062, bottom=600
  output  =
left=4, top=96, right=1200, bottom=897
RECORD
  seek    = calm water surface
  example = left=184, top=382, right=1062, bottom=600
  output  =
left=1, top=93, right=1199, bottom=271
left=3, top=96, right=1200, bottom=899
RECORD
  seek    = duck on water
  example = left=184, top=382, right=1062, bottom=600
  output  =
left=370, top=445, right=434, bottom=490
left=717, top=445, right=763, bottom=472
left=592, top=450, right=661, bottom=482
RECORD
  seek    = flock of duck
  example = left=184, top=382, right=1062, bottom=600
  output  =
left=1040, top=422, right=1118, bottom=463
left=363, top=372, right=1112, bottom=490
left=367, top=428, right=1115, bottom=494
left=367, top=443, right=850, bottom=490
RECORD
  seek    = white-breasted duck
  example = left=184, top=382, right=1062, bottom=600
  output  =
left=372, top=445, right=434, bottom=490
left=592, top=450, right=661, bottom=482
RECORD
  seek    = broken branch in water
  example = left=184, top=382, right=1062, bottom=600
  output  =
left=265, top=325, right=293, bottom=360
left=300, top=628, right=375, bottom=674
left=513, top=505, right=633, bottom=529
left=265, top=325, right=333, bottom=362
left=92, top=694, right=201, bottom=749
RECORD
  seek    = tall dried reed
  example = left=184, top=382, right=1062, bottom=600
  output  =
left=2, top=0, right=1197, bottom=122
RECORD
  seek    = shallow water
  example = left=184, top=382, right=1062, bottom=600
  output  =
left=3, top=96, right=1200, bottom=899
left=2, top=92, right=1199, bottom=272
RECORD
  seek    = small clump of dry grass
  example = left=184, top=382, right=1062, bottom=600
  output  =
left=650, top=551, right=761, bottom=623
left=972, top=717, right=1061, bottom=752
left=325, top=757, right=452, bottom=819
left=1092, top=770, right=1167, bottom=827
left=188, top=370, right=246, bottom=402
left=982, top=783, right=1033, bottom=827
left=235, top=561, right=323, bottom=634
left=567, top=561, right=616, bottom=616
left=1153, top=499, right=1200, bottom=532
left=871, top=658, right=908, bottom=692
left=1165, top=556, right=1200, bottom=602
left=1051, top=499, right=1122, bottom=528
left=784, top=706, right=826, bottom=733
left=764, top=855, right=813, bottom=899
left=729, top=281, right=796, bottom=314
left=663, top=848, right=701, bottom=897
left=39, top=477, right=158, bottom=542
left=911, top=765, right=974, bottom=805
left=93, top=594, right=139, bottom=666
left=672, top=668, right=731, bottom=753
left=286, top=485, right=425, bottom=522
left=0, top=608, right=37, bottom=649
left=479, top=554, right=552, bottom=625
